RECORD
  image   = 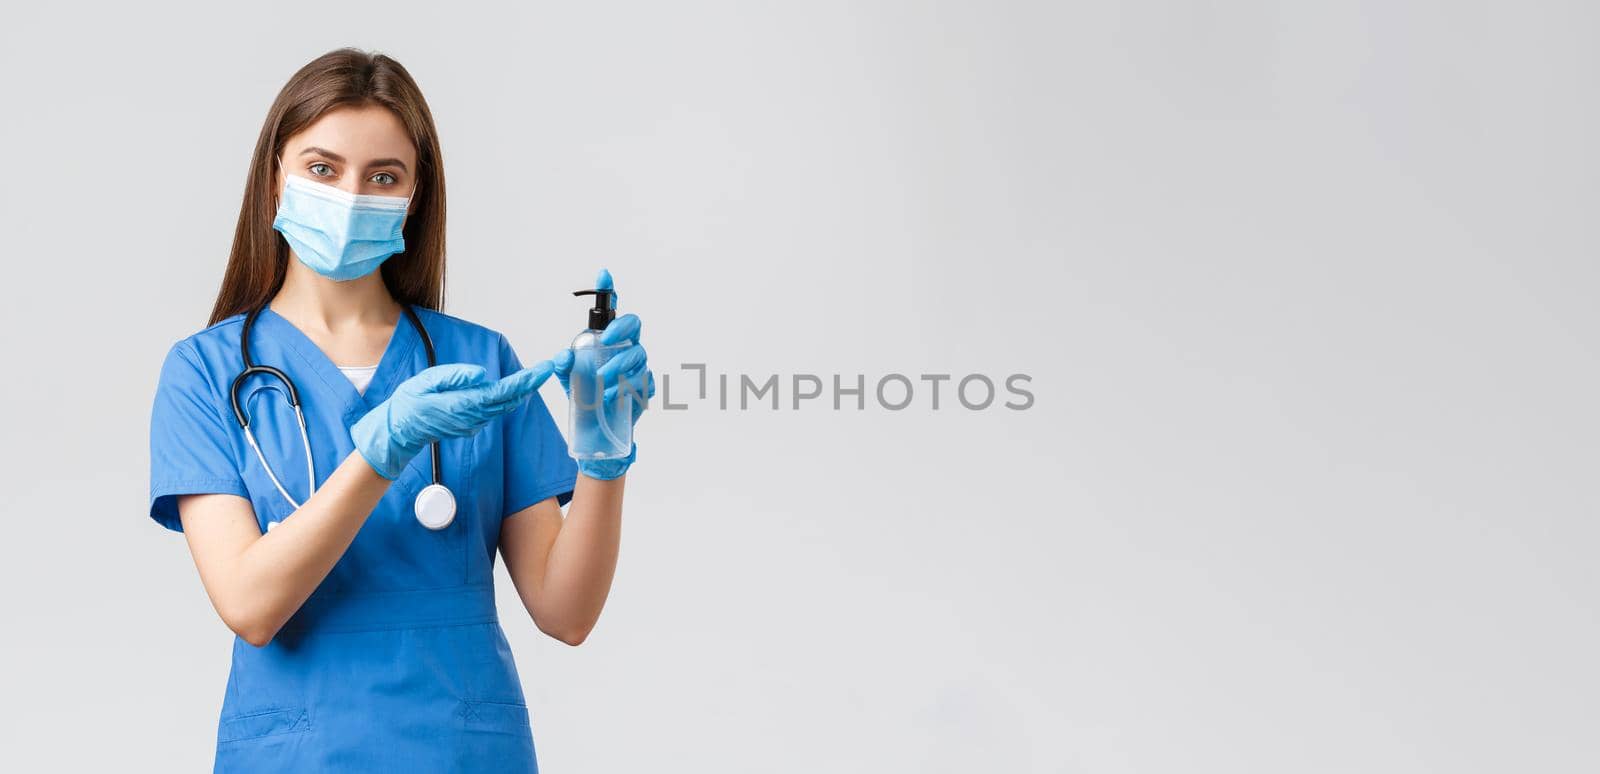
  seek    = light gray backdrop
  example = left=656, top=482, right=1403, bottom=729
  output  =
left=1, top=1, right=1595, bottom=771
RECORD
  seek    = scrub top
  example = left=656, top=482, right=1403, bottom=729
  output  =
left=147, top=305, right=578, bottom=773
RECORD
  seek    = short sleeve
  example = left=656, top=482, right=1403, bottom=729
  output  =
left=148, top=341, right=249, bottom=532
left=499, top=335, right=579, bottom=516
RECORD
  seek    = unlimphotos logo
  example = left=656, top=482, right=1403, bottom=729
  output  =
left=637, top=364, right=1034, bottom=411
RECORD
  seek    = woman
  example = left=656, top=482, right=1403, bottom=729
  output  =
left=146, top=48, right=650, bottom=772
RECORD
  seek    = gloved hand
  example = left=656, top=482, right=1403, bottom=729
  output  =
left=352, top=361, right=554, bottom=480
left=553, top=268, right=654, bottom=480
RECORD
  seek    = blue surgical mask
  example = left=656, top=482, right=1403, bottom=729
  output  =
left=272, top=158, right=417, bottom=281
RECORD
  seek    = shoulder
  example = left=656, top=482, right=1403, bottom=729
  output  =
left=411, top=307, right=533, bottom=376
left=155, top=313, right=247, bottom=391
left=178, top=313, right=248, bottom=353
left=412, top=306, right=511, bottom=351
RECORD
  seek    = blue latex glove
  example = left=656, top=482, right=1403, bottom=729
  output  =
left=553, top=269, right=654, bottom=480
left=352, top=361, right=554, bottom=480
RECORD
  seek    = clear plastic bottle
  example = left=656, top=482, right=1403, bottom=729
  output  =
left=568, top=289, right=634, bottom=459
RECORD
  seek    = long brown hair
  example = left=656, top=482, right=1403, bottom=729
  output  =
left=208, top=48, right=447, bottom=325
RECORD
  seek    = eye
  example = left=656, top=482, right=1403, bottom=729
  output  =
left=371, top=172, right=398, bottom=185
left=309, top=162, right=335, bottom=177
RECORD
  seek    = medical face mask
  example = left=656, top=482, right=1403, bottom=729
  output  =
left=272, top=160, right=416, bottom=282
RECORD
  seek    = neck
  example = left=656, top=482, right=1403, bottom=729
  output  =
left=269, top=258, right=402, bottom=333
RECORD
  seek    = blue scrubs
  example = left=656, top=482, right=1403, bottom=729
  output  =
left=148, top=306, right=578, bottom=772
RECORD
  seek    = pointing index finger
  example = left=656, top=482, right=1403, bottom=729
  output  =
left=482, top=362, right=554, bottom=407
left=596, top=268, right=620, bottom=309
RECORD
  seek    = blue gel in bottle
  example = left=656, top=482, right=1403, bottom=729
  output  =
left=568, top=288, right=633, bottom=459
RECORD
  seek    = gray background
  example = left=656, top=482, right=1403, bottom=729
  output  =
left=1, top=1, right=1595, bottom=771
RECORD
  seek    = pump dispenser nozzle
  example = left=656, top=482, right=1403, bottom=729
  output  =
left=573, top=289, right=616, bottom=331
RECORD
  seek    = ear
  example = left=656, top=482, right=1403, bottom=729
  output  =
left=269, top=158, right=283, bottom=210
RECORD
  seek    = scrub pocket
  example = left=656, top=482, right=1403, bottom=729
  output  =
left=457, top=699, right=531, bottom=735
left=454, top=699, right=539, bottom=772
left=218, top=707, right=312, bottom=743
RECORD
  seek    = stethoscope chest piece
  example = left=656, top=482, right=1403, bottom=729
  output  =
left=414, top=483, right=457, bottom=530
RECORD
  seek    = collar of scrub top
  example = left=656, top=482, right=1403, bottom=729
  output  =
left=227, top=304, right=457, bottom=530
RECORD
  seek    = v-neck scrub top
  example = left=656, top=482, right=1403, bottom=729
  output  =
left=147, top=306, right=578, bottom=773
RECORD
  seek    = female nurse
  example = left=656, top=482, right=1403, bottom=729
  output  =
left=146, top=48, right=652, bottom=772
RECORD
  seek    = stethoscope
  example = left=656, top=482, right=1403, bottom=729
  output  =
left=229, top=304, right=458, bottom=531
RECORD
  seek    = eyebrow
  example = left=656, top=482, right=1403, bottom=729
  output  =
left=298, top=146, right=409, bottom=173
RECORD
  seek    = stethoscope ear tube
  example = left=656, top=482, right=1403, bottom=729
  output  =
left=232, top=306, right=303, bottom=427
left=243, top=407, right=315, bottom=511
left=232, top=328, right=316, bottom=510
left=230, top=365, right=301, bottom=427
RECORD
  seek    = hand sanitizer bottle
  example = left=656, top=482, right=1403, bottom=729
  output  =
left=569, top=287, right=634, bottom=459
